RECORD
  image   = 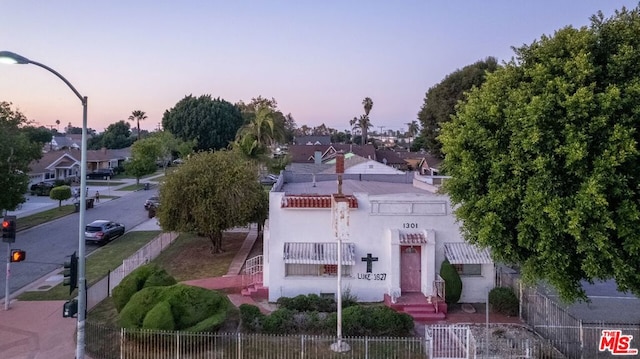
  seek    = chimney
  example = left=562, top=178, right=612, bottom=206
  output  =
left=336, top=152, right=345, bottom=195
left=336, top=152, right=345, bottom=174
left=101, top=147, right=107, bottom=154
left=314, top=151, right=322, bottom=164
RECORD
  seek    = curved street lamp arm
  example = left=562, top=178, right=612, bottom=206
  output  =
left=27, top=60, right=86, bottom=105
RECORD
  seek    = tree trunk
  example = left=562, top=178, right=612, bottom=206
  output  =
left=208, top=230, right=224, bottom=253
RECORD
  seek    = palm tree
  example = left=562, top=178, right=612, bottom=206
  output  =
left=350, top=97, right=373, bottom=145
left=406, top=120, right=420, bottom=147
left=362, top=97, right=373, bottom=117
left=234, top=105, right=283, bottom=159
left=128, top=110, right=147, bottom=141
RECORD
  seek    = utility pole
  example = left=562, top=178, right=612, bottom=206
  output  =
left=378, top=125, right=385, bottom=136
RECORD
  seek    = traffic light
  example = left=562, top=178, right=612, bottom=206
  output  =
left=63, top=252, right=78, bottom=295
left=63, top=298, right=78, bottom=318
left=2, top=215, right=16, bottom=243
left=10, top=249, right=25, bottom=262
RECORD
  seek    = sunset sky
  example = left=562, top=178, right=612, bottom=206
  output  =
left=1, top=1, right=636, bottom=133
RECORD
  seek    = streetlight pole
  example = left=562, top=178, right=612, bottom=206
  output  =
left=0, top=51, right=89, bottom=359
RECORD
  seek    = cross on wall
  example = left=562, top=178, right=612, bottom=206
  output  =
left=361, top=253, right=378, bottom=273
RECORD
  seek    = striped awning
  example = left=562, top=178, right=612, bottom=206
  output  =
left=444, top=242, right=493, bottom=264
left=283, top=242, right=356, bottom=265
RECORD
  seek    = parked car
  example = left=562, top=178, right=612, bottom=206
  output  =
left=144, top=196, right=160, bottom=210
left=259, top=174, right=279, bottom=185
left=87, top=168, right=114, bottom=180
left=29, top=182, right=55, bottom=196
left=85, top=220, right=125, bottom=245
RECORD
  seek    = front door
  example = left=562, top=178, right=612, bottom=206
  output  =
left=400, top=246, right=421, bottom=292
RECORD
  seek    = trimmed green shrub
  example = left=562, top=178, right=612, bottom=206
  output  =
left=112, top=264, right=177, bottom=312
left=118, top=286, right=165, bottom=328
left=277, top=294, right=337, bottom=312
left=118, top=284, right=229, bottom=331
left=262, top=308, right=296, bottom=334
left=49, top=185, right=72, bottom=207
left=439, top=259, right=462, bottom=304
left=329, top=305, right=414, bottom=337
left=239, top=304, right=264, bottom=332
left=142, top=301, right=175, bottom=330
left=489, top=287, right=519, bottom=316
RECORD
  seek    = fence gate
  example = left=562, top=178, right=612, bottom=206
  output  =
left=426, top=325, right=472, bottom=359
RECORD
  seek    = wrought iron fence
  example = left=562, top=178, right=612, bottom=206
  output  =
left=86, top=232, right=178, bottom=311
left=85, top=322, right=428, bottom=359
left=85, top=322, right=567, bottom=359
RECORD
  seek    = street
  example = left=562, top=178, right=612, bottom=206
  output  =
left=1, top=189, right=154, bottom=299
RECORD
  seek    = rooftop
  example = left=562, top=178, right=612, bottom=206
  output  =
left=281, top=179, right=441, bottom=197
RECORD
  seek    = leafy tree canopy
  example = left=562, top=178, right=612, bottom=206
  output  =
left=88, top=120, right=134, bottom=149
left=440, top=6, right=640, bottom=302
left=0, top=102, right=43, bottom=212
left=236, top=96, right=294, bottom=144
left=125, top=137, right=162, bottom=184
left=157, top=150, right=267, bottom=253
left=162, top=95, right=244, bottom=151
left=418, top=57, right=498, bottom=158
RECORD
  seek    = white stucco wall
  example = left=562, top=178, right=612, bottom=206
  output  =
left=265, top=183, right=495, bottom=303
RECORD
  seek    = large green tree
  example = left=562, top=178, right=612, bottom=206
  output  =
left=162, top=95, right=244, bottom=151
left=88, top=120, right=134, bottom=149
left=440, top=6, right=640, bottom=302
left=0, top=102, right=44, bottom=212
left=418, top=57, right=498, bottom=158
left=157, top=150, right=267, bottom=253
left=125, top=137, right=162, bottom=184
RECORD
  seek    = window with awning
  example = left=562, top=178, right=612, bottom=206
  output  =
left=443, top=242, right=492, bottom=264
left=283, top=242, right=356, bottom=265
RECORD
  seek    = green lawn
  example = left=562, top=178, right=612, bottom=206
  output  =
left=16, top=205, right=76, bottom=231
left=87, top=231, right=248, bottom=325
left=18, top=230, right=161, bottom=301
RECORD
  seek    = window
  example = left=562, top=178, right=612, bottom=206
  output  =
left=453, top=264, right=482, bottom=276
left=285, top=264, right=351, bottom=277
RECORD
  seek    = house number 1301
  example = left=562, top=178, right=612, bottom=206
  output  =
left=403, top=223, right=418, bottom=229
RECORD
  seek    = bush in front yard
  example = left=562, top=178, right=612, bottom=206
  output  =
left=277, top=294, right=336, bottom=312
left=439, top=259, right=462, bottom=304
left=239, top=304, right=265, bottom=332
left=489, top=287, right=519, bottom=316
left=119, top=284, right=230, bottom=331
left=49, top=185, right=72, bottom=208
left=326, top=305, right=414, bottom=337
left=112, top=263, right=177, bottom=312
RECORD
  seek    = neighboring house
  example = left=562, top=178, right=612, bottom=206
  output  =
left=293, top=135, right=331, bottom=145
left=45, top=135, right=81, bottom=152
left=374, top=149, right=443, bottom=174
left=28, top=151, right=81, bottom=185
left=288, top=144, right=377, bottom=164
left=27, top=147, right=131, bottom=186
left=374, top=149, right=412, bottom=171
left=86, top=147, right=131, bottom=172
left=258, top=158, right=495, bottom=320
left=321, top=154, right=405, bottom=175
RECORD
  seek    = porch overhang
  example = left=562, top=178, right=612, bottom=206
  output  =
left=283, top=242, right=356, bottom=265
left=444, top=242, right=492, bottom=264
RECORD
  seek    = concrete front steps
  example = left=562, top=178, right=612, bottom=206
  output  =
left=241, top=284, right=269, bottom=300
left=384, top=293, right=447, bottom=322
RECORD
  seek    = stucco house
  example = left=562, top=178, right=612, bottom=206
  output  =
left=249, top=155, right=495, bottom=320
left=27, top=148, right=131, bottom=186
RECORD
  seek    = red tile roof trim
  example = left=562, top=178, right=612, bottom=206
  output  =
left=281, top=195, right=358, bottom=209
left=399, top=232, right=427, bottom=244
